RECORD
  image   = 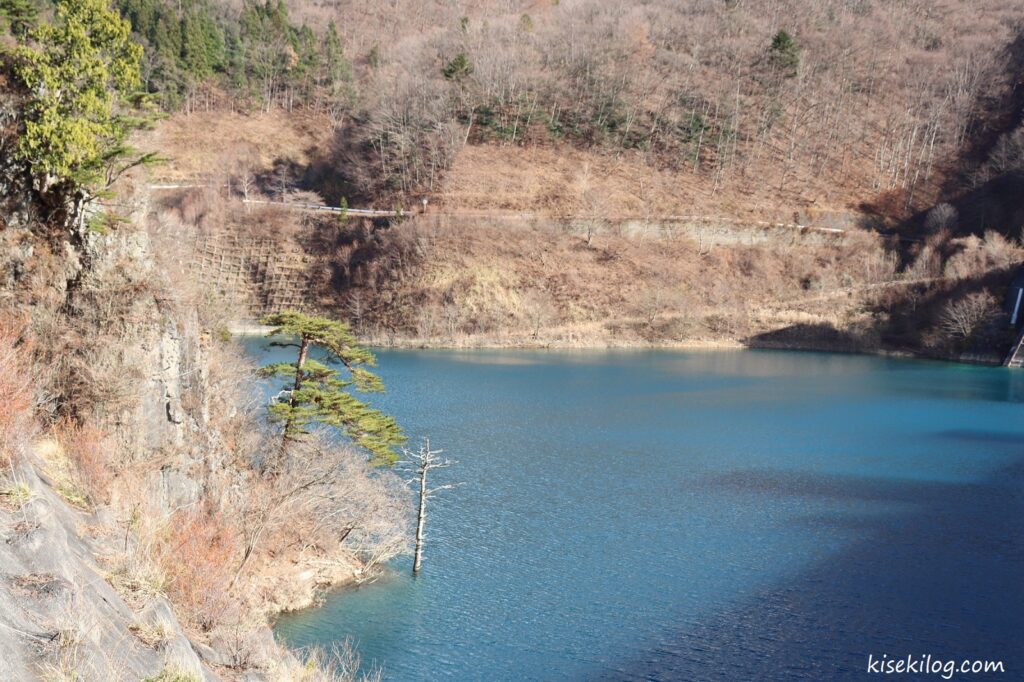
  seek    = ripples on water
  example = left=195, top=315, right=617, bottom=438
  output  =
left=247, top=343, right=1024, bottom=681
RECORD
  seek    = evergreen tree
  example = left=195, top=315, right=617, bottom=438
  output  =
left=238, top=0, right=295, bottom=102
left=112, top=0, right=339, bottom=111
left=182, top=11, right=222, bottom=77
left=196, top=11, right=224, bottom=71
left=443, top=52, right=473, bottom=81
left=259, top=311, right=405, bottom=466
left=12, top=0, right=150, bottom=195
left=222, top=24, right=248, bottom=91
left=291, top=22, right=319, bottom=98
left=367, top=44, right=381, bottom=69
left=115, top=0, right=228, bottom=106
left=769, top=29, right=799, bottom=76
left=336, top=196, right=349, bottom=230
left=321, top=20, right=350, bottom=86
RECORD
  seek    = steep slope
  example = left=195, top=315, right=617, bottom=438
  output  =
left=135, top=0, right=1022, bottom=220
left=0, top=454, right=216, bottom=681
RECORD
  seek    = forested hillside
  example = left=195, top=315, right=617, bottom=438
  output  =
left=116, top=0, right=351, bottom=111
left=5, top=0, right=1022, bottom=351
left=98, top=0, right=1021, bottom=219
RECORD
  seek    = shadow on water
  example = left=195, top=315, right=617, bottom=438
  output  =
left=600, top=454, right=1024, bottom=681
left=936, top=429, right=1024, bottom=446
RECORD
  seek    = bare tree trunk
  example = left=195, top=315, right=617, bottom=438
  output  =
left=279, top=336, right=310, bottom=456
left=405, top=439, right=456, bottom=574
left=413, top=459, right=428, bottom=573
left=291, top=338, right=309, bottom=399
left=229, top=520, right=265, bottom=589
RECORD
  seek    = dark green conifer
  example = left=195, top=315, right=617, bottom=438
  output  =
left=442, top=52, right=473, bottom=81
left=321, top=20, right=351, bottom=86
left=0, top=0, right=39, bottom=38
left=259, top=311, right=405, bottom=466
left=769, top=29, right=799, bottom=76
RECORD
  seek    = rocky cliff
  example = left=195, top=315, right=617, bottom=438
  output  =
left=0, top=137, right=405, bottom=680
left=0, top=117, right=357, bottom=678
left=0, top=213, right=229, bottom=678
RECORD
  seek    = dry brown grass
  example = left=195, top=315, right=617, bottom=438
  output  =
left=129, top=618, right=175, bottom=649
left=269, top=641, right=382, bottom=682
left=147, top=109, right=332, bottom=184
left=51, top=419, right=114, bottom=506
left=158, top=508, right=239, bottom=631
left=441, top=142, right=866, bottom=221
left=0, top=480, right=34, bottom=510
left=103, top=500, right=238, bottom=632
left=0, top=314, right=34, bottom=469
left=345, top=215, right=899, bottom=348
left=34, top=437, right=92, bottom=510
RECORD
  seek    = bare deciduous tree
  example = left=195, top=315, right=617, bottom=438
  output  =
left=229, top=434, right=410, bottom=587
left=443, top=301, right=461, bottom=338
left=636, top=287, right=686, bottom=330
left=400, top=438, right=459, bottom=574
left=925, top=203, right=958, bottom=234
left=346, top=289, right=367, bottom=332
left=937, top=291, right=999, bottom=344
left=521, top=289, right=557, bottom=340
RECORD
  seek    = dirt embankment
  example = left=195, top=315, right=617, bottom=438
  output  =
left=344, top=215, right=1018, bottom=362
left=163, top=195, right=1015, bottom=364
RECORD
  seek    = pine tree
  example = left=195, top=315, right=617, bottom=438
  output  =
left=112, top=0, right=340, bottom=111
left=181, top=13, right=215, bottom=78
left=337, top=196, right=349, bottom=230
left=259, top=311, right=405, bottom=466
left=321, top=20, right=351, bottom=88
left=292, top=22, right=319, bottom=97
left=367, top=44, right=381, bottom=69
left=442, top=52, right=473, bottom=81
left=222, top=23, right=247, bottom=91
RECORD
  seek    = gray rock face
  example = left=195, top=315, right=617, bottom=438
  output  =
left=0, top=463, right=215, bottom=680
left=0, top=94, right=32, bottom=237
left=71, top=225, right=213, bottom=514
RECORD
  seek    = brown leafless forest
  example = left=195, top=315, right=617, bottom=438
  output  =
left=204, top=0, right=1016, bottom=216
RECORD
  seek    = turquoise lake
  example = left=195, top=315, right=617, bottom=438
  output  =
left=247, top=342, right=1024, bottom=681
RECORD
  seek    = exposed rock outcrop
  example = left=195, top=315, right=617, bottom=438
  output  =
left=0, top=458, right=216, bottom=681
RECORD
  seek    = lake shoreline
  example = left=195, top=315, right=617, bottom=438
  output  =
left=231, top=321, right=1003, bottom=366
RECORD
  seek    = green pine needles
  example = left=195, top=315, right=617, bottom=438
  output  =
left=259, top=311, right=405, bottom=466
left=442, top=52, right=473, bottom=82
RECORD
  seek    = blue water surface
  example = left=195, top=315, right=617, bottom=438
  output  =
left=248, top=342, right=1024, bottom=681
